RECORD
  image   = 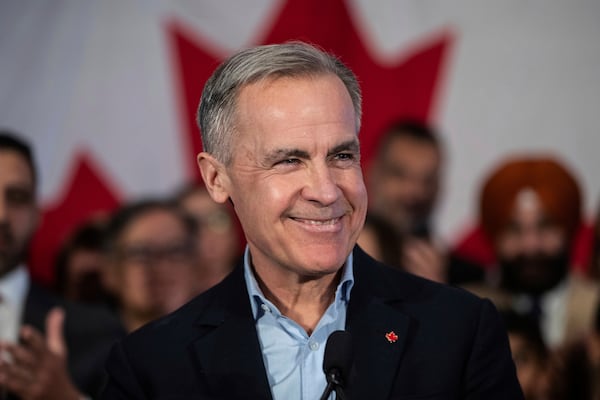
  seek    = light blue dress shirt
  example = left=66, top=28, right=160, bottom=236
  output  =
left=243, top=247, right=354, bottom=400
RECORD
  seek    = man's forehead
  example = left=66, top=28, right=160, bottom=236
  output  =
left=0, top=149, right=35, bottom=186
left=383, top=135, right=439, bottom=158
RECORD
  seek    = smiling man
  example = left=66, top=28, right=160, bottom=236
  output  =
left=102, top=42, right=522, bottom=399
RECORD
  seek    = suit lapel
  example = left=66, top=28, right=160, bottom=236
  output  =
left=190, top=266, right=273, bottom=400
left=346, top=247, right=412, bottom=400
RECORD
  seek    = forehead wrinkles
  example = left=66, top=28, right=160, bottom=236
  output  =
left=237, top=76, right=353, bottom=127
left=230, top=75, right=357, bottom=166
left=234, top=78, right=283, bottom=124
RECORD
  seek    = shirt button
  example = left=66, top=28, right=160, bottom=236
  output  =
left=261, top=304, right=270, bottom=313
left=309, top=341, right=319, bottom=351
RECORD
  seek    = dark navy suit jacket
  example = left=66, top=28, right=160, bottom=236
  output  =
left=102, top=247, right=523, bottom=399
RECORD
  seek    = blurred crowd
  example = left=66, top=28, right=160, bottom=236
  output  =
left=1, top=120, right=599, bottom=399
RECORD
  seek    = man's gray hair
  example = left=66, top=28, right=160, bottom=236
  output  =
left=197, top=41, right=362, bottom=164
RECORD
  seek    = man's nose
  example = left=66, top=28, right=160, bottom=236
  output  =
left=301, top=164, right=340, bottom=205
left=521, top=229, right=543, bottom=255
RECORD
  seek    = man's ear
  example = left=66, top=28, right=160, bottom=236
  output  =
left=197, top=152, right=231, bottom=204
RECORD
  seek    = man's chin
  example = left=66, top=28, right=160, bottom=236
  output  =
left=304, top=259, right=346, bottom=275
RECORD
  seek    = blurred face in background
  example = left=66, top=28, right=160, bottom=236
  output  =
left=0, top=150, right=38, bottom=277
left=106, top=208, right=198, bottom=330
left=63, top=248, right=106, bottom=302
left=55, top=220, right=110, bottom=303
left=368, top=135, right=441, bottom=236
left=179, top=187, right=240, bottom=285
left=496, top=189, right=569, bottom=295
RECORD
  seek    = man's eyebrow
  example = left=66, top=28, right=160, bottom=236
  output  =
left=328, top=139, right=360, bottom=156
left=264, top=148, right=310, bottom=164
left=263, top=139, right=360, bottom=164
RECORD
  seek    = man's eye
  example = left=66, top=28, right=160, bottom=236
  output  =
left=6, top=188, right=34, bottom=206
left=333, top=153, right=356, bottom=162
left=276, top=158, right=301, bottom=166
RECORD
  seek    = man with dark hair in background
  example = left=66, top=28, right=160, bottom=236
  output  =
left=54, top=219, right=111, bottom=304
left=363, top=120, right=483, bottom=285
left=0, top=130, right=123, bottom=399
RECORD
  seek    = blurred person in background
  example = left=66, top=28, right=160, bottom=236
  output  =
left=554, top=300, right=600, bottom=400
left=365, top=120, right=483, bottom=285
left=473, top=156, right=599, bottom=348
left=590, top=203, right=600, bottom=281
left=502, top=310, right=565, bottom=400
left=174, top=183, right=242, bottom=293
left=54, top=218, right=112, bottom=304
left=102, top=199, right=201, bottom=333
left=356, top=213, right=402, bottom=268
left=0, top=131, right=123, bottom=399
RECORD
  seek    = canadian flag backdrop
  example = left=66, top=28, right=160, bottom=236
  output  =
left=1, top=0, right=599, bottom=286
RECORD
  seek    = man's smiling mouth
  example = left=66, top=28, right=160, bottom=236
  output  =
left=291, top=217, right=342, bottom=226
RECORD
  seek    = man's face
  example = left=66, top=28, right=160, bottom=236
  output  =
left=109, top=209, right=198, bottom=317
left=0, top=150, right=38, bottom=277
left=368, top=135, right=440, bottom=235
left=215, top=75, right=367, bottom=280
left=496, top=189, right=569, bottom=294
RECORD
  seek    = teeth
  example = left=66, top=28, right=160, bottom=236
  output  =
left=294, top=217, right=339, bottom=225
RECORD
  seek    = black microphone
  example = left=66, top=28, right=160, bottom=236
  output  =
left=319, top=330, right=353, bottom=400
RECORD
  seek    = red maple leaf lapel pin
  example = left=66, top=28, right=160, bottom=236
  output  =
left=385, top=331, right=398, bottom=343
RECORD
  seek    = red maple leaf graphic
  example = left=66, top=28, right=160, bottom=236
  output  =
left=166, top=0, right=453, bottom=180
left=28, top=153, right=121, bottom=286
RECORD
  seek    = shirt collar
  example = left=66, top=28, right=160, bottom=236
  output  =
left=0, top=265, right=30, bottom=307
left=243, top=246, right=355, bottom=320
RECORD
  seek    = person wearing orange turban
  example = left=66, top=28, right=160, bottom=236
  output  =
left=481, top=157, right=581, bottom=244
left=477, top=156, right=598, bottom=349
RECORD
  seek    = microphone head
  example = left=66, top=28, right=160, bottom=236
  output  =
left=323, top=330, right=353, bottom=384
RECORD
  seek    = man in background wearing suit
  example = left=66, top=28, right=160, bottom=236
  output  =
left=0, top=132, right=123, bottom=399
left=102, top=42, right=523, bottom=399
